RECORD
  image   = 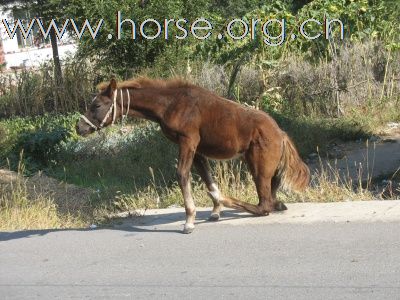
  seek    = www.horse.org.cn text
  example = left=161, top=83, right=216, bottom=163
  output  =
left=1, top=13, right=345, bottom=47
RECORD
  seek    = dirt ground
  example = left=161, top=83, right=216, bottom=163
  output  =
left=308, top=122, right=400, bottom=198
left=0, top=169, right=93, bottom=212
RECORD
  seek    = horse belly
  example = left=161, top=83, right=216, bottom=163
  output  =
left=197, top=138, right=244, bottom=160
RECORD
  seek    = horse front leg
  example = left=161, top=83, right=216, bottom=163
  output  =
left=193, top=154, right=222, bottom=221
left=177, top=136, right=198, bottom=234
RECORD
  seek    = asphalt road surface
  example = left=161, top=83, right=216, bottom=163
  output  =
left=1, top=202, right=400, bottom=299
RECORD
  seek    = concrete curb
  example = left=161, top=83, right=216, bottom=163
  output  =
left=118, top=200, right=400, bottom=230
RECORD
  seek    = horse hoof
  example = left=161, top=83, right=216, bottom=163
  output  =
left=208, top=213, right=220, bottom=222
left=183, top=224, right=195, bottom=234
left=275, top=201, right=288, bottom=211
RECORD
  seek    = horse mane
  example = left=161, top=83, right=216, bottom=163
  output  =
left=97, top=77, right=193, bottom=91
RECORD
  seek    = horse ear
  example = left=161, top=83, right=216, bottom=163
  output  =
left=110, top=78, right=117, bottom=90
left=102, top=78, right=117, bottom=97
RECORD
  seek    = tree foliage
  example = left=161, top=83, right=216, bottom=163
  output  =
left=65, top=0, right=209, bottom=75
left=1, top=0, right=398, bottom=75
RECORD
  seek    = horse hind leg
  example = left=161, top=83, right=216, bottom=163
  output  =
left=218, top=195, right=268, bottom=215
left=205, top=146, right=277, bottom=216
left=193, top=154, right=222, bottom=221
left=193, top=154, right=262, bottom=217
left=271, top=175, right=287, bottom=211
left=242, top=142, right=282, bottom=215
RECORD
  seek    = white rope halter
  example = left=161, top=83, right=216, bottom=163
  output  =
left=80, top=89, right=131, bottom=131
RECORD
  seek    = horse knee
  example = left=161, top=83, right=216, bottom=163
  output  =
left=176, top=170, right=183, bottom=181
left=176, top=170, right=189, bottom=186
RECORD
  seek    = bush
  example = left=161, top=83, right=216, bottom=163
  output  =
left=0, top=114, right=79, bottom=171
left=54, top=122, right=178, bottom=191
left=15, top=128, right=71, bottom=166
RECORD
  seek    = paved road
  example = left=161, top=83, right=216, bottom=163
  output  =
left=1, top=201, right=400, bottom=299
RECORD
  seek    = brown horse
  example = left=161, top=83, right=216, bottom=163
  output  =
left=76, top=77, right=310, bottom=233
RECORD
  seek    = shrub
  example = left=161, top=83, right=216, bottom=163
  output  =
left=0, top=114, right=79, bottom=170
left=15, top=127, right=71, bottom=166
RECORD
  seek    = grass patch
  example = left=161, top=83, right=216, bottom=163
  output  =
left=270, top=102, right=400, bottom=156
left=283, top=160, right=376, bottom=203
left=273, top=113, right=371, bottom=156
left=0, top=175, right=85, bottom=231
left=0, top=144, right=396, bottom=231
left=0, top=91, right=398, bottom=231
left=49, top=122, right=178, bottom=194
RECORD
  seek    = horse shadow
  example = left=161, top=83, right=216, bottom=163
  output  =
left=0, top=209, right=255, bottom=242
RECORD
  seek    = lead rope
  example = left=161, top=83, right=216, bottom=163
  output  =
left=121, top=88, right=130, bottom=127
left=126, top=89, right=131, bottom=119
left=111, top=89, right=118, bottom=126
left=119, top=89, right=123, bottom=128
left=99, top=90, right=118, bottom=128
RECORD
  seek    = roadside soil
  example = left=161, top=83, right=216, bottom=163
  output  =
left=307, top=122, right=400, bottom=198
left=0, top=169, right=93, bottom=212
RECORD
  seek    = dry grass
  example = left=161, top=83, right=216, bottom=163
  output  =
left=0, top=155, right=396, bottom=231
left=213, top=159, right=377, bottom=204
left=111, top=157, right=386, bottom=219
left=1, top=129, right=399, bottom=231
left=0, top=59, right=96, bottom=117
left=269, top=41, right=400, bottom=117
left=0, top=177, right=85, bottom=231
left=0, top=165, right=92, bottom=231
left=281, top=160, right=376, bottom=203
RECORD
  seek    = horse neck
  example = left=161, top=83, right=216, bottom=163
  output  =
left=123, top=88, right=170, bottom=121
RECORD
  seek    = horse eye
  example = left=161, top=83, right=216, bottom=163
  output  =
left=90, top=104, right=101, bottom=112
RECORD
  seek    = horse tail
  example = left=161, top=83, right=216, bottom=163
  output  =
left=276, top=133, right=310, bottom=192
